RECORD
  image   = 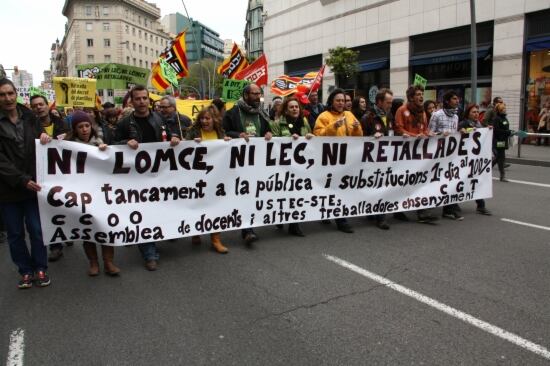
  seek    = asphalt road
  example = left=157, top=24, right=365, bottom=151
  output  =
left=1, top=163, right=549, bottom=365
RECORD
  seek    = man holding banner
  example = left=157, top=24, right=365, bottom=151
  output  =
left=222, top=83, right=272, bottom=245
left=115, top=85, right=181, bottom=271
left=0, top=78, right=52, bottom=288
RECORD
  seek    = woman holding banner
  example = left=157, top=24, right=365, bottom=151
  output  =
left=186, top=106, right=231, bottom=254
left=68, top=111, right=121, bottom=276
left=270, top=96, right=314, bottom=237
left=313, top=88, right=363, bottom=234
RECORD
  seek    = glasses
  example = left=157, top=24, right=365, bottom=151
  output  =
left=159, top=105, right=173, bottom=109
left=248, top=92, right=261, bottom=95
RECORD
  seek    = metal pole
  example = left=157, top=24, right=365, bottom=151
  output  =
left=470, top=0, right=477, bottom=103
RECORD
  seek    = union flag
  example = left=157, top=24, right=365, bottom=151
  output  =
left=217, top=43, right=249, bottom=79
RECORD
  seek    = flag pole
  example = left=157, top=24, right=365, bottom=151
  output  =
left=181, top=0, right=205, bottom=99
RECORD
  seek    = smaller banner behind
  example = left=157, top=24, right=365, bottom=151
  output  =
left=76, top=63, right=149, bottom=90
left=53, top=77, right=96, bottom=107
left=36, top=131, right=493, bottom=245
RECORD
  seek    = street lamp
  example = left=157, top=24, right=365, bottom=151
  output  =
left=195, top=62, right=211, bottom=99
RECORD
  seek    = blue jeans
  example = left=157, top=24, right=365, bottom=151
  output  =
left=138, top=242, right=159, bottom=261
left=0, top=198, right=48, bottom=275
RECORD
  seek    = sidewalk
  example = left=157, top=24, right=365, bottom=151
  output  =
left=508, top=141, right=550, bottom=167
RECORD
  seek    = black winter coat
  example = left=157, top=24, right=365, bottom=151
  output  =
left=222, top=105, right=271, bottom=138
left=0, top=105, right=44, bottom=202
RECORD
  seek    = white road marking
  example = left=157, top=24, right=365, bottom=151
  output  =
left=6, top=328, right=25, bottom=366
left=501, top=218, right=550, bottom=231
left=492, top=177, right=550, bottom=188
left=324, top=254, right=550, bottom=361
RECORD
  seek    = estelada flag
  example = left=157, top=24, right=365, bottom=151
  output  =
left=151, top=31, right=189, bottom=91
left=151, top=61, right=170, bottom=92
left=160, top=31, right=189, bottom=78
left=270, top=75, right=302, bottom=96
left=217, top=43, right=249, bottom=79
left=233, top=54, right=268, bottom=87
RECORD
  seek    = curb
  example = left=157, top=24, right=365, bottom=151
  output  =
left=507, top=158, right=550, bottom=167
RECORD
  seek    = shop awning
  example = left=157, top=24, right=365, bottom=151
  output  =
left=526, top=36, right=550, bottom=52
left=410, top=45, right=491, bottom=66
left=358, top=58, right=389, bottom=72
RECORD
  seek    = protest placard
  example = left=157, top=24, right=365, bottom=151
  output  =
left=414, top=73, right=428, bottom=89
left=76, top=63, right=150, bottom=90
left=53, top=77, right=96, bottom=107
left=222, top=79, right=250, bottom=101
left=36, top=131, right=493, bottom=245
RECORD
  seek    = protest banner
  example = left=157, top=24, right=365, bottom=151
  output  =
left=17, top=87, right=55, bottom=104
left=76, top=63, right=149, bottom=90
left=36, top=131, right=493, bottom=245
left=414, top=73, right=428, bottom=89
left=53, top=77, right=96, bottom=107
left=222, top=79, right=250, bottom=101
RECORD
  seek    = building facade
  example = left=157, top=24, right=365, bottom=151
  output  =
left=61, top=0, right=171, bottom=76
left=263, top=0, right=550, bottom=133
left=11, top=70, right=33, bottom=89
left=161, top=13, right=224, bottom=63
left=244, top=0, right=264, bottom=60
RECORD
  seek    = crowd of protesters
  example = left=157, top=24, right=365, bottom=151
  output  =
left=0, top=77, right=512, bottom=289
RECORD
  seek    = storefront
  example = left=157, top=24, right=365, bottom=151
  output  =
left=339, top=41, right=390, bottom=107
left=409, top=22, right=494, bottom=111
left=524, top=9, right=550, bottom=141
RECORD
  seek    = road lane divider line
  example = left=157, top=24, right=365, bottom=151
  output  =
left=6, top=328, right=25, bottom=366
left=324, top=254, right=550, bottom=361
left=501, top=218, right=550, bottom=231
left=492, top=177, right=550, bottom=188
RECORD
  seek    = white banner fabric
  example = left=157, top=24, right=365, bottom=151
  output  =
left=36, top=130, right=493, bottom=245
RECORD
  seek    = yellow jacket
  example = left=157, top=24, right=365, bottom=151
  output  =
left=313, top=110, right=363, bottom=137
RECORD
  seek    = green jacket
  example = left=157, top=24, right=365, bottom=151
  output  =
left=270, top=116, right=311, bottom=137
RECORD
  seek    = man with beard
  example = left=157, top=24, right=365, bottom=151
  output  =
left=29, top=95, right=72, bottom=261
left=305, top=90, right=324, bottom=128
left=223, top=83, right=272, bottom=246
left=158, top=96, right=191, bottom=137
left=362, top=88, right=394, bottom=230
left=115, top=85, right=181, bottom=271
left=428, top=90, right=463, bottom=220
left=394, top=85, right=438, bottom=224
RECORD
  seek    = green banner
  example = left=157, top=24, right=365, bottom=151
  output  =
left=159, top=58, right=178, bottom=87
left=76, top=63, right=150, bottom=90
left=29, top=86, right=47, bottom=98
left=413, top=73, right=427, bottom=89
left=222, top=79, right=250, bottom=101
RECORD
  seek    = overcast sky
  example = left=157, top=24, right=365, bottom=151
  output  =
left=2, top=0, right=248, bottom=86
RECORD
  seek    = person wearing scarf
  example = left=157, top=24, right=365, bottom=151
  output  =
left=222, top=83, right=272, bottom=246
left=394, top=85, right=438, bottom=224
left=269, top=96, right=314, bottom=237
left=429, top=90, right=463, bottom=220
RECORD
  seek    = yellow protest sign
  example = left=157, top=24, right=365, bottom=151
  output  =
left=175, top=99, right=234, bottom=119
left=53, top=77, right=96, bottom=108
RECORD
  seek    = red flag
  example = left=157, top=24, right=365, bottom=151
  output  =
left=217, top=43, right=249, bottom=79
left=309, top=64, right=325, bottom=93
left=234, top=54, right=268, bottom=87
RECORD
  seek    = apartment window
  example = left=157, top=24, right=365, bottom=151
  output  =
left=144, top=32, right=147, bottom=40
left=85, top=5, right=92, bottom=16
left=104, top=55, right=111, bottom=62
left=132, top=27, right=135, bottom=36
left=104, top=39, right=111, bottom=47
left=87, top=55, right=94, bottom=62
left=139, top=45, right=142, bottom=53
left=107, top=89, right=114, bottom=97
left=86, top=22, right=93, bottom=31
left=132, top=43, right=136, bottom=51
left=139, top=60, right=143, bottom=67
left=138, top=16, right=141, bottom=25
left=86, top=38, right=93, bottom=47
left=150, top=49, right=153, bottom=56
left=133, top=58, right=136, bottom=66
left=160, top=39, right=163, bottom=46
left=150, top=34, right=153, bottom=42
left=125, top=9, right=128, bottom=19
left=138, top=30, right=141, bottom=38
left=145, top=61, right=148, bottom=68
left=125, top=42, right=129, bottom=49
left=155, top=36, right=158, bottom=44
left=126, top=56, right=130, bottom=64
left=144, top=18, right=148, bottom=27
left=145, top=46, right=148, bottom=54
left=103, top=22, right=110, bottom=31
left=125, top=25, right=129, bottom=34
left=103, top=6, right=109, bottom=15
